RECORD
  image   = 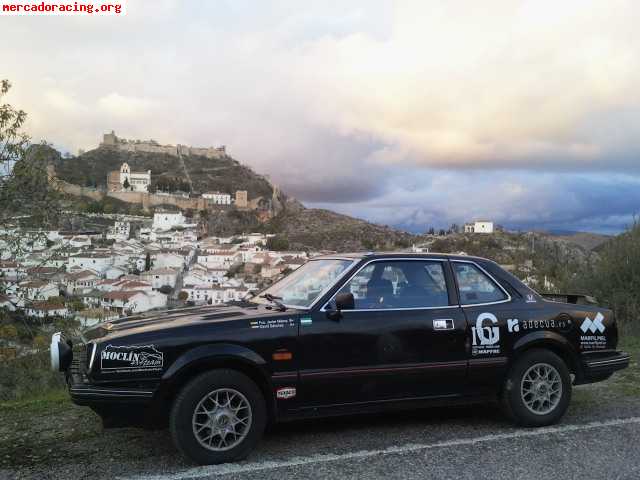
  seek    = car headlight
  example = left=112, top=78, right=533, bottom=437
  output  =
left=88, top=342, right=98, bottom=372
left=50, top=332, right=72, bottom=372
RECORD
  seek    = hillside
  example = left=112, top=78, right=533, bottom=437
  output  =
left=51, top=146, right=277, bottom=204
left=548, top=232, right=611, bottom=251
left=31, top=144, right=612, bottom=261
left=267, top=208, right=415, bottom=251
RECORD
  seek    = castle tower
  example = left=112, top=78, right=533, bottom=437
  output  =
left=101, top=130, right=118, bottom=146
left=235, top=190, right=248, bottom=209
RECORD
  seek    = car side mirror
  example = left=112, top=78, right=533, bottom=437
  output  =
left=325, top=292, right=355, bottom=321
left=335, top=292, right=355, bottom=310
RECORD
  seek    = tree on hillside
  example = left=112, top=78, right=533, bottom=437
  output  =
left=123, top=177, right=130, bottom=190
left=266, top=235, right=289, bottom=251
left=571, top=221, right=640, bottom=331
left=0, top=79, right=63, bottom=256
left=145, top=252, right=152, bottom=271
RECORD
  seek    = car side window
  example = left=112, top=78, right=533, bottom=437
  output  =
left=336, top=260, right=449, bottom=310
left=453, top=263, right=507, bottom=305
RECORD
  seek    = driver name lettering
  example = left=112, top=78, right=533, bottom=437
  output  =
left=249, top=318, right=296, bottom=330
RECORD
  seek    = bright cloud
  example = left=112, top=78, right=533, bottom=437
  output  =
left=1, top=0, right=639, bottom=232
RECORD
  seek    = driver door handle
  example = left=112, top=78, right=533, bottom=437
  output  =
left=432, top=318, right=455, bottom=331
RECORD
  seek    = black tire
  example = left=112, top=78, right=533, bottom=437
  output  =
left=170, top=369, right=267, bottom=465
left=501, top=349, right=571, bottom=427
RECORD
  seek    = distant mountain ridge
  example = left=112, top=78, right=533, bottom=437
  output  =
left=34, top=143, right=616, bottom=254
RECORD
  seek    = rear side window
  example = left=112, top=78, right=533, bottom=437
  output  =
left=453, top=262, right=507, bottom=305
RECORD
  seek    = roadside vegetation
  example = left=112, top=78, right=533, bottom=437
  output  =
left=569, top=222, right=640, bottom=335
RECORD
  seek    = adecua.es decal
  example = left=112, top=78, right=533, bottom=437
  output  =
left=506, top=317, right=569, bottom=333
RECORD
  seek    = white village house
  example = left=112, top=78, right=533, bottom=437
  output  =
left=18, top=280, right=59, bottom=301
left=464, top=221, right=494, bottom=234
left=26, top=301, right=68, bottom=319
left=62, top=270, right=101, bottom=295
left=68, top=252, right=114, bottom=275
left=101, top=290, right=167, bottom=315
left=140, top=268, right=180, bottom=290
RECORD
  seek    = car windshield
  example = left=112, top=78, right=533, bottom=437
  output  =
left=252, top=259, right=354, bottom=308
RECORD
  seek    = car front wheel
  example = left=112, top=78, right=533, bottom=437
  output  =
left=502, top=349, right=571, bottom=427
left=170, top=369, right=267, bottom=465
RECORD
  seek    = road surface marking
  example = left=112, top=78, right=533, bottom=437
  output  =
left=123, top=416, right=640, bottom=480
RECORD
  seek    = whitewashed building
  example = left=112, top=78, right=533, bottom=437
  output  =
left=153, top=212, right=186, bottom=231
left=104, top=266, right=128, bottom=280
left=26, top=301, right=68, bottom=319
left=464, top=221, right=494, bottom=234
left=101, top=290, right=167, bottom=315
left=68, top=252, right=114, bottom=275
left=198, top=250, right=241, bottom=269
left=152, top=251, right=187, bottom=270
left=0, top=261, right=24, bottom=282
left=107, top=222, right=131, bottom=241
left=18, top=280, right=59, bottom=301
left=62, top=270, right=100, bottom=295
left=202, top=192, right=232, bottom=205
left=0, top=294, right=16, bottom=311
left=140, top=268, right=180, bottom=290
left=119, top=163, right=151, bottom=192
left=474, top=221, right=494, bottom=234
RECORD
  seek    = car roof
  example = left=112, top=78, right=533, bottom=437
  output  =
left=310, top=252, right=491, bottom=263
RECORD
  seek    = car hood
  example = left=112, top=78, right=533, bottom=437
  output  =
left=84, top=304, right=272, bottom=342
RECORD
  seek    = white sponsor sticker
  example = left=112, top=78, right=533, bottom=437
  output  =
left=100, top=344, right=163, bottom=372
left=471, top=312, right=500, bottom=355
left=580, top=313, right=607, bottom=349
left=276, top=387, right=296, bottom=400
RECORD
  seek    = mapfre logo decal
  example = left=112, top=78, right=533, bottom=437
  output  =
left=100, top=344, right=163, bottom=372
left=471, top=312, right=500, bottom=355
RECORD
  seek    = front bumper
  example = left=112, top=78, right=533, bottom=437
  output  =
left=51, top=333, right=157, bottom=406
left=580, top=350, right=630, bottom=383
left=69, top=385, right=155, bottom=405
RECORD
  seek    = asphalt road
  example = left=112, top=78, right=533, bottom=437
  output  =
left=4, top=385, right=640, bottom=480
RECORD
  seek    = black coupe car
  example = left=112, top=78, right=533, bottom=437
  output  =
left=51, top=253, right=630, bottom=464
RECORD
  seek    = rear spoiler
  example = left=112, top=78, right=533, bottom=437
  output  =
left=540, top=293, right=598, bottom=305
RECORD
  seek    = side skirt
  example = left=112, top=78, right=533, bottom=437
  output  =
left=276, top=393, right=498, bottom=423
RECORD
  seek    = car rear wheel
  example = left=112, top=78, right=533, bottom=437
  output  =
left=170, top=369, right=267, bottom=464
left=501, top=349, right=571, bottom=427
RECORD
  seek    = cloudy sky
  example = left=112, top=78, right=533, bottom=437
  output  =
left=2, top=0, right=640, bottom=233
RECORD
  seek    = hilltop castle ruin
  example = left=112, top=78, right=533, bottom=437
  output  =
left=100, top=131, right=227, bottom=159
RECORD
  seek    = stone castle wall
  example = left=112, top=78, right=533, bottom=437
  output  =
left=101, top=131, right=226, bottom=159
left=52, top=175, right=241, bottom=213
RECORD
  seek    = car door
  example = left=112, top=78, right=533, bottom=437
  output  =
left=298, top=258, right=468, bottom=408
left=451, top=259, right=515, bottom=394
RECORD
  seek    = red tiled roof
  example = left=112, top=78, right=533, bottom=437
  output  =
left=21, top=280, right=49, bottom=288
left=29, top=301, right=65, bottom=311
left=102, top=291, right=145, bottom=301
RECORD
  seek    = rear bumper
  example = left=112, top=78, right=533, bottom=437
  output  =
left=579, top=351, right=630, bottom=384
